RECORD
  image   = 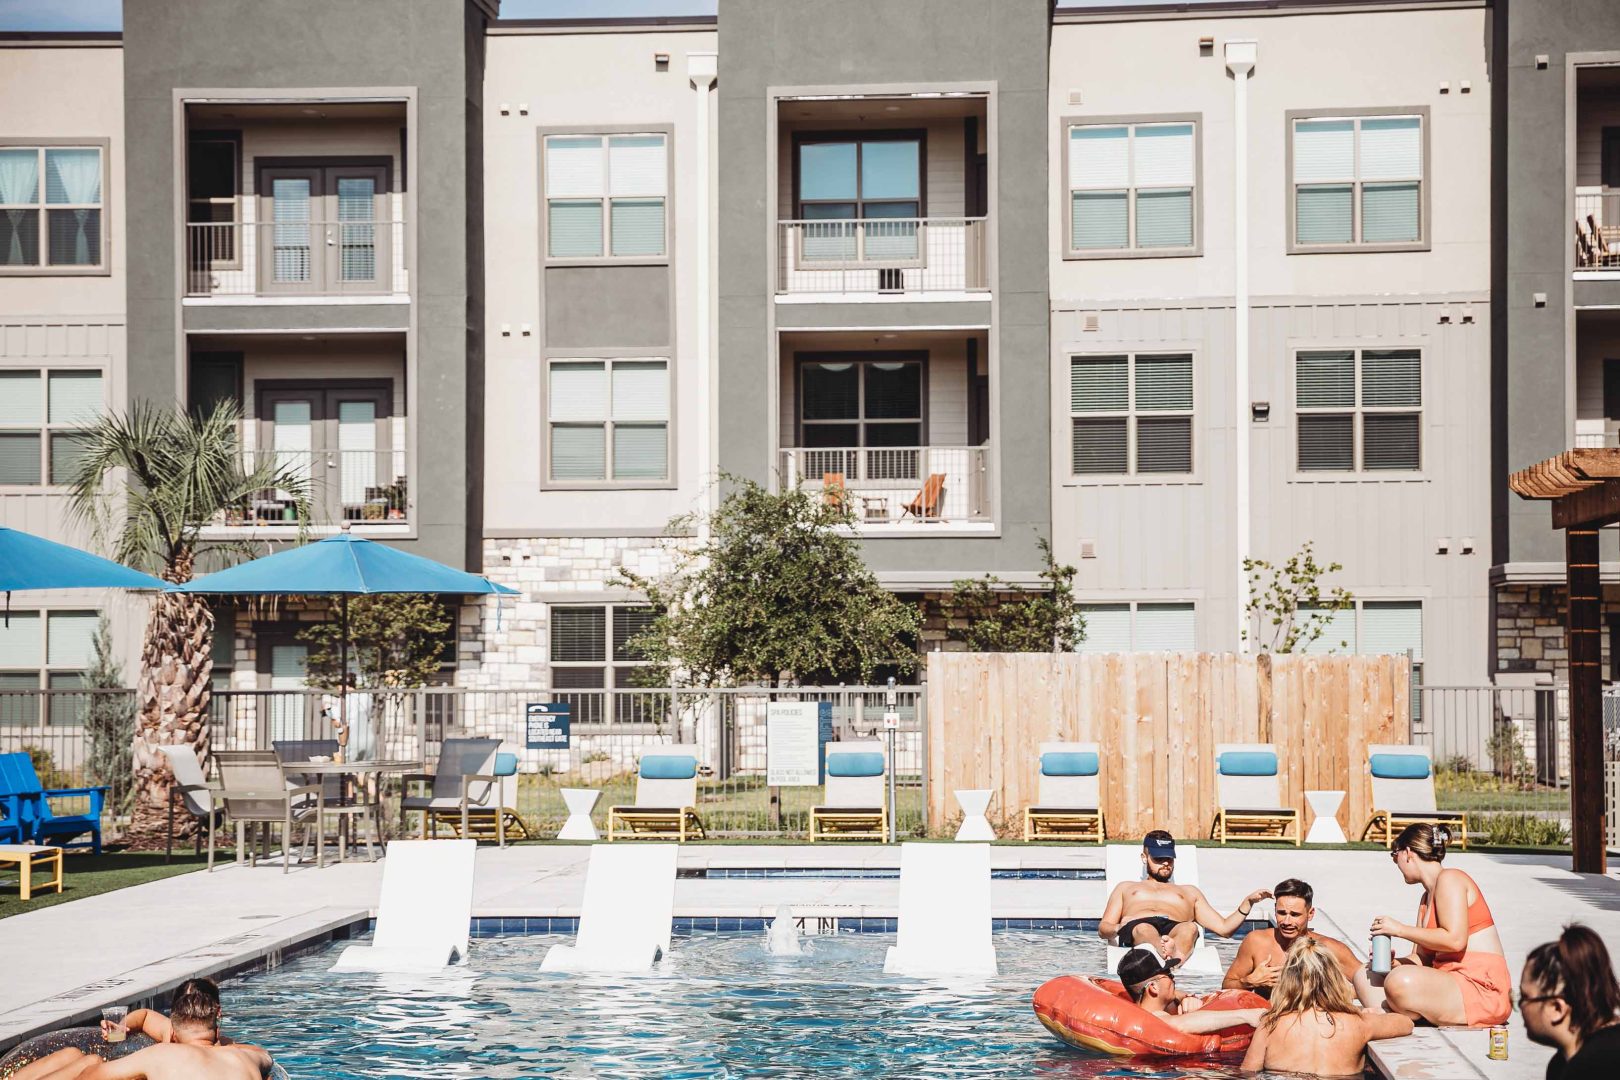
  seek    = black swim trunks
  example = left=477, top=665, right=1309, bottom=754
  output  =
left=1118, top=915, right=1179, bottom=946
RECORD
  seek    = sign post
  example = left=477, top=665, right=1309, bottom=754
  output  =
left=884, top=678, right=899, bottom=843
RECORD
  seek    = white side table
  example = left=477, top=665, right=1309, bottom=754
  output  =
left=954, top=788, right=996, bottom=841
left=1304, top=790, right=1347, bottom=844
left=558, top=788, right=601, bottom=841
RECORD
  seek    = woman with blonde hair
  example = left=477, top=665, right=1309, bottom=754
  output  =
left=1355, top=822, right=1512, bottom=1026
left=1241, top=938, right=1413, bottom=1076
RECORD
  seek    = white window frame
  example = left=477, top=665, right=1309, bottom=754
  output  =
left=543, top=356, right=672, bottom=489
left=1293, top=347, right=1422, bottom=477
left=541, top=129, right=670, bottom=264
left=0, top=366, right=106, bottom=489
left=1074, top=601, right=1198, bottom=653
left=0, top=141, right=110, bottom=275
left=547, top=603, right=658, bottom=724
left=1286, top=108, right=1429, bottom=253
left=1063, top=115, right=1201, bottom=259
left=1069, top=352, right=1195, bottom=478
left=0, top=607, right=100, bottom=726
left=1297, top=599, right=1423, bottom=664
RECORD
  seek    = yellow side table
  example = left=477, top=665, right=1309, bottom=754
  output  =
left=0, top=844, right=64, bottom=901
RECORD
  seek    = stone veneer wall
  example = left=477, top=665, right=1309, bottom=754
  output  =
left=459, top=536, right=691, bottom=690
left=1494, top=582, right=1620, bottom=679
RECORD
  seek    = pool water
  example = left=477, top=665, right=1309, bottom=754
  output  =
left=224, top=931, right=1308, bottom=1079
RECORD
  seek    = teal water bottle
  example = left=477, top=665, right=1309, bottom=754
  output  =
left=1371, top=933, right=1392, bottom=974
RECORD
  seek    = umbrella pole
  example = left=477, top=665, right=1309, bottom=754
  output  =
left=340, top=594, right=349, bottom=736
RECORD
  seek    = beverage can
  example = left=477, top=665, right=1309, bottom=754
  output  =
left=1488, top=1025, right=1509, bottom=1060
left=1370, top=933, right=1392, bottom=974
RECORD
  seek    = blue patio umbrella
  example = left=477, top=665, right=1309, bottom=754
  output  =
left=0, top=526, right=168, bottom=625
left=176, top=529, right=517, bottom=727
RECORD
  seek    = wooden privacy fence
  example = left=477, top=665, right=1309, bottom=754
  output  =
left=925, top=652, right=1410, bottom=840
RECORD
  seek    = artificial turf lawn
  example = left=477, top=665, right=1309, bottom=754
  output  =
left=0, top=850, right=213, bottom=920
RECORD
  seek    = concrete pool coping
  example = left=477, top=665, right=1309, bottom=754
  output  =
left=6, top=843, right=1611, bottom=1079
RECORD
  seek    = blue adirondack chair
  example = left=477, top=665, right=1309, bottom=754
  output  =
left=0, top=752, right=106, bottom=854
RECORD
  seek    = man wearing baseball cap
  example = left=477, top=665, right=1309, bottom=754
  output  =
left=1118, top=947, right=1265, bottom=1034
left=1098, top=830, right=1273, bottom=961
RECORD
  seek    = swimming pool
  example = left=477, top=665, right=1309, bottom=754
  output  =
left=221, top=930, right=1314, bottom=1079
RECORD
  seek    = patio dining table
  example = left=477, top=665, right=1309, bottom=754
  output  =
left=276, top=758, right=423, bottom=864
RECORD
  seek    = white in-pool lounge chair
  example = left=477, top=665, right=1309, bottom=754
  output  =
left=607, top=745, right=707, bottom=841
left=1022, top=741, right=1104, bottom=842
left=1359, top=743, right=1469, bottom=848
left=810, top=740, right=887, bottom=841
left=1209, top=742, right=1300, bottom=845
left=1103, top=843, right=1222, bottom=974
left=883, top=842, right=997, bottom=976
left=541, top=843, right=678, bottom=972
left=332, top=839, right=477, bottom=972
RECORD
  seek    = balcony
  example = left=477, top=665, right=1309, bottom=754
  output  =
left=776, top=217, right=987, bottom=296
left=186, top=207, right=408, bottom=298
left=214, top=448, right=408, bottom=530
left=780, top=445, right=992, bottom=527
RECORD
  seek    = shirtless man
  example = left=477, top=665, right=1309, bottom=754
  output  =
left=1098, top=830, right=1272, bottom=961
left=1117, top=948, right=1265, bottom=1035
left=1223, top=878, right=1361, bottom=997
left=13, top=979, right=272, bottom=1080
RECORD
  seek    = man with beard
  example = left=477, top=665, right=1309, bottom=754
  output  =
left=1222, top=878, right=1360, bottom=996
left=1097, top=831, right=1271, bottom=962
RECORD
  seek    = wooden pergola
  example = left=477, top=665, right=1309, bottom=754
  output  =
left=1508, top=448, right=1619, bottom=874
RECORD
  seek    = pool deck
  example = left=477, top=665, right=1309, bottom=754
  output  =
left=4, top=842, right=1617, bottom=1079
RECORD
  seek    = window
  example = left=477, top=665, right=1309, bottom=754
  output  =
left=794, top=133, right=924, bottom=262
left=1076, top=602, right=1196, bottom=653
left=550, top=605, right=659, bottom=723
left=544, top=133, right=668, bottom=259
left=1066, top=120, right=1197, bottom=254
left=1070, top=353, right=1193, bottom=476
left=547, top=358, right=669, bottom=483
left=1291, top=113, right=1424, bottom=249
left=799, top=357, right=923, bottom=449
left=0, top=145, right=104, bottom=270
left=0, top=368, right=104, bottom=486
left=1299, top=600, right=1422, bottom=660
left=0, top=609, right=99, bottom=726
left=1295, top=348, right=1420, bottom=473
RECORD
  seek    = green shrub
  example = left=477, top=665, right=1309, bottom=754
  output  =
left=1477, top=811, right=1568, bottom=847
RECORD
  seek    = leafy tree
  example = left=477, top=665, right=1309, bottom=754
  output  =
left=67, top=399, right=308, bottom=845
left=1242, top=541, right=1354, bottom=653
left=617, top=477, right=921, bottom=685
left=950, top=535, right=1085, bottom=652
left=83, top=615, right=136, bottom=817
left=298, top=594, right=454, bottom=690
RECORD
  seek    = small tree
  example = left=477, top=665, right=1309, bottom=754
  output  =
left=298, top=594, right=454, bottom=690
left=1243, top=541, right=1354, bottom=653
left=950, top=536, right=1085, bottom=652
left=83, top=616, right=136, bottom=817
left=618, top=477, right=921, bottom=686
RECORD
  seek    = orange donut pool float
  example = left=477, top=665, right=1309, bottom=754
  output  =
left=1033, top=975, right=1267, bottom=1057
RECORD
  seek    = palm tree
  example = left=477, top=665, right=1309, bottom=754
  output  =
left=67, top=400, right=309, bottom=845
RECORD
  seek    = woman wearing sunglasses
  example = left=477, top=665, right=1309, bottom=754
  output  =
left=1520, top=924, right=1620, bottom=1080
left=1352, top=822, right=1510, bottom=1027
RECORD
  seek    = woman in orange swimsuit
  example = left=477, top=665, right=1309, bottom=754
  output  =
left=1353, top=822, right=1511, bottom=1026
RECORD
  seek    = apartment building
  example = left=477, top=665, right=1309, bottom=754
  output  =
left=1495, top=0, right=1620, bottom=684
left=0, top=0, right=1593, bottom=707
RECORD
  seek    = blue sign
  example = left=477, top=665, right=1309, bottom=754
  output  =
left=525, top=702, right=571, bottom=749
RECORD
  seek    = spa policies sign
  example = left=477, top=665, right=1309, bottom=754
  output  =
left=766, top=701, right=820, bottom=786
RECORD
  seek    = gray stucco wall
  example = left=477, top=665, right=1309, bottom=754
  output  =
left=1495, top=0, right=1620, bottom=568
left=121, top=0, right=487, bottom=569
left=715, top=0, right=1052, bottom=578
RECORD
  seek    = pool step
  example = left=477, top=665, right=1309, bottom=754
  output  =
left=1368, top=1027, right=1486, bottom=1080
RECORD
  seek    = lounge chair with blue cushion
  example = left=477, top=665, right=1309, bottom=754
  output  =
left=1360, top=743, right=1468, bottom=848
left=810, top=741, right=887, bottom=841
left=1023, top=741, right=1104, bottom=842
left=0, top=751, right=106, bottom=854
left=608, top=744, right=707, bottom=841
left=1209, top=743, right=1299, bottom=845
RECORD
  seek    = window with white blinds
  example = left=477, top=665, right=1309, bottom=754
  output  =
left=550, top=604, right=658, bottom=723
left=0, top=368, right=104, bottom=486
left=1076, top=602, right=1196, bottom=652
left=0, top=609, right=99, bottom=724
left=1295, top=348, right=1420, bottom=473
left=1291, top=114, right=1423, bottom=248
left=1071, top=353, right=1193, bottom=476
left=1299, top=600, right=1422, bottom=659
left=547, top=358, right=669, bottom=483
left=544, top=133, right=668, bottom=259
left=1067, top=120, right=1197, bottom=254
left=0, top=144, right=104, bottom=270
